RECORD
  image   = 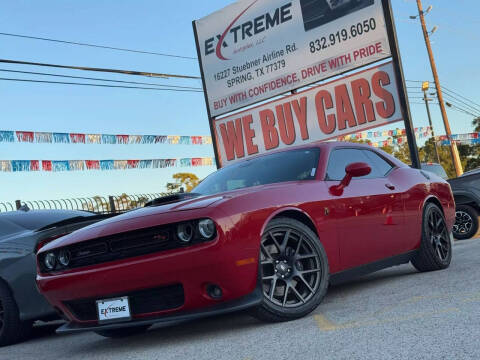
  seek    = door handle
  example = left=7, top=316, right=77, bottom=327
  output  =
left=385, top=183, right=395, bottom=190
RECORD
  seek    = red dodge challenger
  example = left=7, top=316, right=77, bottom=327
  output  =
left=37, top=142, right=455, bottom=338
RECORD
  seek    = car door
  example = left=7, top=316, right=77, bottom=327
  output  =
left=324, top=147, right=405, bottom=270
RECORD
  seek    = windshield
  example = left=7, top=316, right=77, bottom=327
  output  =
left=193, top=148, right=320, bottom=196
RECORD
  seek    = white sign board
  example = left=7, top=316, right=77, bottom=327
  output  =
left=195, top=0, right=391, bottom=117
left=213, top=61, right=402, bottom=167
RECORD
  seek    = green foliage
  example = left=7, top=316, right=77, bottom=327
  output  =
left=473, top=117, right=480, bottom=132
left=166, top=173, right=200, bottom=192
left=379, top=137, right=479, bottom=179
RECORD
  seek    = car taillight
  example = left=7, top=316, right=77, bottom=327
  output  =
left=36, top=233, right=70, bottom=253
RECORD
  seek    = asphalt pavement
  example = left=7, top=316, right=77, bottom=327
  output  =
left=2, top=238, right=479, bottom=360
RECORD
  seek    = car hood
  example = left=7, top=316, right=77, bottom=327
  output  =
left=40, top=194, right=225, bottom=251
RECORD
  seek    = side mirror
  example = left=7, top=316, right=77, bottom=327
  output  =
left=329, top=162, right=371, bottom=196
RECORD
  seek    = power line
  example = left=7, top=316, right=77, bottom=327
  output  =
left=438, top=91, right=480, bottom=116
left=429, top=95, right=480, bottom=118
left=410, top=101, right=439, bottom=106
left=0, top=59, right=201, bottom=80
left=0, top=32, right=197, bottom=60
left=0, top=77, right=203, bottom=92
left=441, top=88, right=480, bottom=114
left=442, top=97, right=480, bottom=117
left=407, top=79, right=480, bottom=113
left=0, top=68, right=203, bottom=90
left=442, top=86, right=480, bottom=106
left=445, top=102, right=480, bottom=118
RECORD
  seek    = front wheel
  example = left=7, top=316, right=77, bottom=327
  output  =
left=452, top=205, right=478, bottom=240
left=252, top=218, right=329, bottom=322
left=411, top=203, right=452, bottom=272
left=0, top=281, right=32, bottom=347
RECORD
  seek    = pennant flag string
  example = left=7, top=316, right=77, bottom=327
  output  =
left=0, top=130, right=212, bottom=146
left=0, top=158, right=215, bottom=172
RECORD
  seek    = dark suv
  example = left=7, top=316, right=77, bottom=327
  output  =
left=448, top=170, right=480, bottom=239
left=421, top=163, right=480, bottom=239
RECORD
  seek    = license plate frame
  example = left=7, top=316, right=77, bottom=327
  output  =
left=96, top=296, right=132, bottom=324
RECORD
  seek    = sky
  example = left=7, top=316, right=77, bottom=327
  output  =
left=1, top=0, right=479, bottom=204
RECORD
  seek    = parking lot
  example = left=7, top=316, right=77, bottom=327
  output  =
left=0, top=237, right=478, bottom=360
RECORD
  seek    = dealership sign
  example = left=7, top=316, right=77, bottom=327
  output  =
left=213, top=62, right=402, bottom=166
left=194, top=0, right=391, bottom=117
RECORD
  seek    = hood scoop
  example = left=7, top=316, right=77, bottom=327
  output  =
left=144, top=193, right=202, bottom=207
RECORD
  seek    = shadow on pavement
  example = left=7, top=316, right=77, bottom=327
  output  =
left=27, top=321, right=63, bottom=341
left=61, top=310, right=267, bottom=357
left=65, top=267, right=420, bottom=356
left=327, top=265, right=418, bottom=296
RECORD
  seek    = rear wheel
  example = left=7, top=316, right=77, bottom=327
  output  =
left=411, top=203, right=452, bottom=272
left=0, top=281, right=32, bottom=347
left=452, top=205, right=478, bottom=240
left=252, top=218, right=329, bottom=322
left=94, top=325, right=151, bottom=338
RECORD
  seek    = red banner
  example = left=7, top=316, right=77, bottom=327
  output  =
left=213, top=62, right=402, bottom=167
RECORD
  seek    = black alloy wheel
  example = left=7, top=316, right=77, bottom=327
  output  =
left=412, top=203, right=452, bottom=272
left=452, top=205, right=479, bottom=240
left=0, top=281, right=32, bottom=347
left=252, top=218, right=329, bottom=322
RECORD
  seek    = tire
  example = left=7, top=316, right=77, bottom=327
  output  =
left=252, top=217, right=329, bottom=322
left=452, top=205, right=479, bottom=240
left=411, top=203, right=452, bottom=272
left=94, top=325, right=150, bottom=338
left=0, top=281, right=32, bottom=347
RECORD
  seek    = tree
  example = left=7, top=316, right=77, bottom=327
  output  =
left=473, top=117, right=480, bottom=132
left=166, top=173, right=200, bottom=192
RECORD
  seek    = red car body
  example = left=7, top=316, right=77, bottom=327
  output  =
left=36, top=142, right=455, bottom=333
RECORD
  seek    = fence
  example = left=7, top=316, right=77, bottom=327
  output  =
left=0, top=193, right=171, bottom=214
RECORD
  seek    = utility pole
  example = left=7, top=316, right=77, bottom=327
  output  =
left=422, top=81, right=440, bottom=163
left=416, top=0, right=463, bottom=176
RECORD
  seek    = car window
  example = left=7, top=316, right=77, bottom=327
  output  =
left=361, top=150, right=394, bottom=177
left=421, top=164, right=448, bottom=180
left=326, top=148, right=393, bottom=181
left=193, top=148, right=320, bottom=195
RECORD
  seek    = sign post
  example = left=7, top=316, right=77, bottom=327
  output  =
left=381, top=0, right=420, bottom=169
left=193, top=21, right=221, bottom=169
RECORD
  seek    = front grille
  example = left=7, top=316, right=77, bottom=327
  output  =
left=39, top=220, right=215, bottom=272
left=64, top=284, right=185, bottom=322
left=65, top=227, right=176, bottom=270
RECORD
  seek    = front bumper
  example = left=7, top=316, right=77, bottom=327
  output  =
left=37, top=235, right=260, bottom=331
left=57, top=287, right=262, bottom=334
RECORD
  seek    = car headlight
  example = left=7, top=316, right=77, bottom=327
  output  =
left=177, top=222, right=194, bottom=243
left=44, top=252, right=56, bottom=270
left=58, top=249, right=71, bottom=267
left=198, top=219, right=216, bottom=239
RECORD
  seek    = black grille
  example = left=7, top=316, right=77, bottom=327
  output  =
left=40, top=221, right=215, bottom=272
left=64, top=284, right=185, bottom=321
